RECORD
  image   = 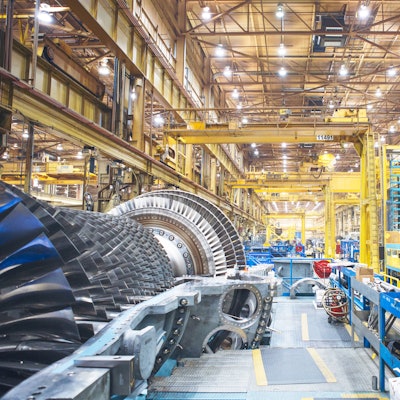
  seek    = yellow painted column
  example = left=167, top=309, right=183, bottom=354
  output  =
left=301, top=213, right=306, bottom=244
left=23, top=122, right=35, bottom=194
left=185, top=143, right=193, bottom=181
left=131, top=78, right=145, bottom=152
left=359, top=131, right=380, bottom=271
left=210, top=157, right=217, bottom=194
left=324, top=183, right=335, bottom=258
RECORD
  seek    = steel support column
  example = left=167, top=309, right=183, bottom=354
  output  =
left=23, top=121, right=34, bottom=194
left=359, top=130, right=380, bottom=271
left=324, top=183, right=335, bottom=258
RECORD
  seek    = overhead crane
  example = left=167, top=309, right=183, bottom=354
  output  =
left=226, top=172, right=361, bottom=193
left=165, top=118, right=379, bottom=268
left=166, top=121, right=370, bottom=145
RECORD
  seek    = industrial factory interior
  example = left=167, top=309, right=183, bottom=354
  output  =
left=2, top=0, right=400, bottom=399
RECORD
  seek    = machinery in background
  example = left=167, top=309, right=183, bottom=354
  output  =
left=321, top=287, right=349, bottom=323
left=0, top=182, right=275, bottom=399
left=304, top=238, right=325, bottom=258
left=336, top=239, right=360, bottom=262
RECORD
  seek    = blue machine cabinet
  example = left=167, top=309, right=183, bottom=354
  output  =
left=348, top=278, right=400, bottom=392
left=379, top=291, right=400, bottom=391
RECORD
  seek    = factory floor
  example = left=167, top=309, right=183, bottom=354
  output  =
left=147, top=296, right=393, bottom=400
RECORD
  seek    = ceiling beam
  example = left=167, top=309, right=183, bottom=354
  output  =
left=187, top=30, right=400, bottom=37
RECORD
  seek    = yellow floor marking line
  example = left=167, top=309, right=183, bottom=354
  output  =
left=252, top=349, right=268, bottom=386
left=344, top=323, right=359, bottom=341
left=307, top=347, right=336, bottom=382
left=342, top=394, right=388, bottom=399
left=301, top=396, right=386, bottom=400
left=302, top=313, right=310, bottom=341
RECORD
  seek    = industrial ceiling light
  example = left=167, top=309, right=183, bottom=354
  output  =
left=251, top=143, right=257, bottom=148
left=154, top=114, right=164, bottom=126
left=130, top=89, right=137, bottom=101
left=281, top=142, right=287, bottom=148
left=22, top=129, right=29, bottom=139
left=98, top=59, right=110, bottom=76
left=232, top=88, right=240, bottom=99
left=254, top=148, right=259, bottom=156
left=215, top=43, right=224, bottom=57
left=388, top=65, right=396, bottom=77
left=278, top=43, right=286, bottom=57
left=328, top=100, right=335, bottom=109
left=276, top=3, right=284, bottom=18
left=38, top=3, right=53, bottom=23
left=339, top=64, right=348, bottom=76
left=223, top=65, right=232, bottom=78
left=375, top=87, right=382, bottom=97
left=236, top=103, right=242, bottom=110
left=56, top=143, right=63, bottom=151
left=202, top=6, right=211, bottom=21
left=242, top=117, right=248, bottom=124
left=367, top=103, right=373, bottom=110
left=358, top=2, right=370, bottom=19
left=278, top=66, right=287, bottom=77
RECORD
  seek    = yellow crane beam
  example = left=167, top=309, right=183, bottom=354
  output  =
left=254, top=187, right=323, bottom=193
left=167, top=122, right=370, bottom=145
left=229, top=172, right=361, bottom=193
